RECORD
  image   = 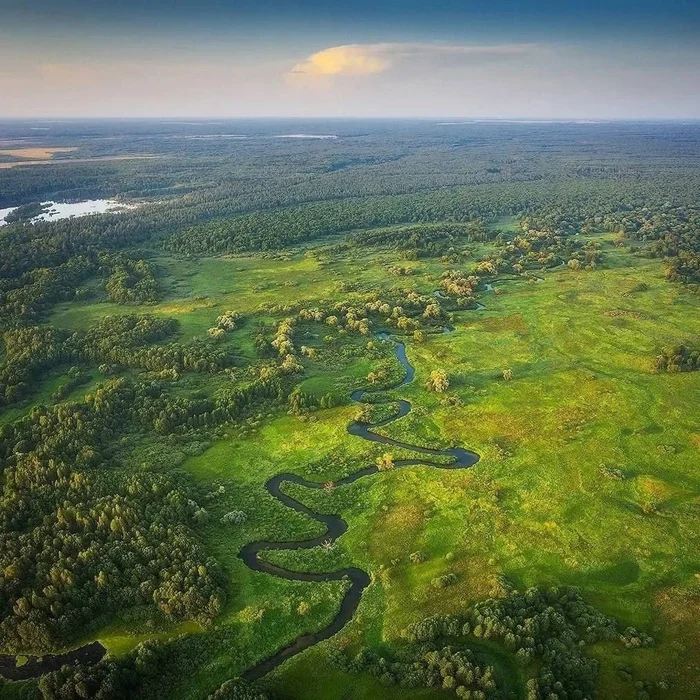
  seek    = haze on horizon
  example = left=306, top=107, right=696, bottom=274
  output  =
left=1, top=0, right=699, bottom=120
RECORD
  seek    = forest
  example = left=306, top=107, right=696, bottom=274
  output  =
left=0, top=119, right=698, bottom=700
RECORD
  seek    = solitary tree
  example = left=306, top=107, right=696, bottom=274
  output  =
left=426, top=369, right=449, bottom=392
left=376, top=453, right=395, bottom=471
left=207, top=327, right=226, bottom=342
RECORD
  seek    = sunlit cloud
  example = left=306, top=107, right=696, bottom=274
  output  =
left=290, top=45, right=391, bottom=77
left=288, top=42, right=541, bottom=84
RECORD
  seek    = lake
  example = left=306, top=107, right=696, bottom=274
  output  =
left=0, top=199, right=136, bottom=227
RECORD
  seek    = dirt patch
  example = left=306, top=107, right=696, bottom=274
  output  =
left=603, top=309, right=647, bottom=320
left=0, top=155, right=162, bottom=169
left=0, top=147, right=78, bottom=159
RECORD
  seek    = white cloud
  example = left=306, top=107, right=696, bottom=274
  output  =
left=288, top=42, right=541, bottom=82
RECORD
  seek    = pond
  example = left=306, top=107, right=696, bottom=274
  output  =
left=0, top=199, right=136, bottom=227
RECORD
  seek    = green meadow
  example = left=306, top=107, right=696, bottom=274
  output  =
left=252, top=255, right=699, bottom=699
left=3, top=220, right=699, bottom=699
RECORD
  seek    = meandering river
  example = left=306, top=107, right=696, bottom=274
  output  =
left=0, top=297, right=485, bottom=683
left=239, top=326, right=480, bottom=681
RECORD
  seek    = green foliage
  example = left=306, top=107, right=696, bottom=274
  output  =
left=360, top=587, right=654, bottom=700
left=654, top=344, right=699, bottom=372
left=102, top=254, right=160, bottom=304
left=208, top=679, right=270, bottom=699
left=3, top=202, right=46, bottom=224
left=0, top=314, right=238, bottom=408
left=36, top=639, right=185, bottom=699
left=0, top=120, right=699, bottom=698
left=426, top=369, right=450, bottom=392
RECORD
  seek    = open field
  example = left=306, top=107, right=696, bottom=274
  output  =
left=0, top=155, right=163, bottom=169
left=42, top=240, right=699, bottom=698
left=0, top=147, right=78, bottom=160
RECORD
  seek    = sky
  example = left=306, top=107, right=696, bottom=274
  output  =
left=1, top=0, right=699, bottom=119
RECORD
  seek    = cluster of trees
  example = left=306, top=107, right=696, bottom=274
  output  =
left=476, top=223, right=602, bottom=275
left=3, top=202, right=47, bottom=224
left=287, top=387, right=320, bottom=415
left=252, top=291, right=453, bottom=377
left=388, top=265, right=415, bottom=276
left=333, top=292, right=449, bottom=334
left=0, top=248, right=160, bottom=331
left=653, top=345, right=699, bottom=372
left=102, top=254, right=160, bottom=304
left=595, top=204, right=700, bottom=285
left=208, top=310, right=243, bottom=341
left=161, top=177, right=700, bottom=256
left=38, top=648, right=271, bottom=700
left=0, top=381, right=225, bottom=651
left=0, top=364, right=288, bottom=651
left=426, top=369, right=450, bottom=393
left=0, top=315, right=237, bottom=407
left=36, top=640, right=171, bottom=699
left=366, top=359, right=402, bottom=387
left=355, top=401, right=400, bottom=424
left=0, top=211, right=152, bottom=282
left=83, top=316, right=236, bottom=377
left=664, top=251, right=700, bottom=285
left=34, top=636, right=268, bottom=700
left=0, top=325, right=74, bottom=405
left=0, top=303, right=296, bottom=655
left=332, top=642, right=501, bottom=699
left=208, top=679, right=270, bottom=700
left=333, top=587, right=653, bottom=699
left=347, top=221, right=494, bottom=259
left=0, top=255, right=96, bottom=328
left=393, top=586, right=653, bottom=700
left=439, top=271, right=480, bottom=307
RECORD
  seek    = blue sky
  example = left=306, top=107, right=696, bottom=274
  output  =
left=6, top=0, right=699, bottom=32
left=1, top=0, right=699, bottom=118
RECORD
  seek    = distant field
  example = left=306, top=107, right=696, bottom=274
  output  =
left=0, top=153, right=162, bottom=168
left=0, top=147, right=78, bottom=159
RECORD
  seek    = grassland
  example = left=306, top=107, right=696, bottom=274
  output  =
left=5, top=222, right=699, bottom=699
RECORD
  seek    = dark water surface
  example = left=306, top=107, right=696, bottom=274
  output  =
left=0, top=642, right=105, bottom=680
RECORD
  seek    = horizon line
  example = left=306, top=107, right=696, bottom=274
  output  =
left=2, top=116, right=700, bottom=123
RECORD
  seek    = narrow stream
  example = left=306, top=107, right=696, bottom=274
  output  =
left=240, top=324, right=480, bottom=682
left=0, top=642, right=105, bottom=681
